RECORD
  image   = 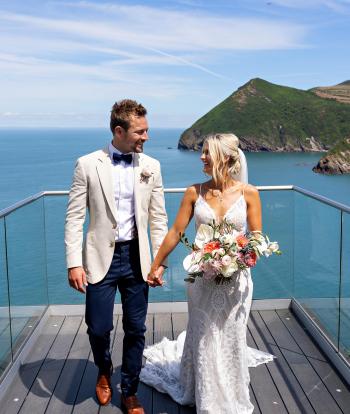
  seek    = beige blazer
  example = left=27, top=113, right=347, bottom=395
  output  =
left=65, top=147, right=168, bottom=284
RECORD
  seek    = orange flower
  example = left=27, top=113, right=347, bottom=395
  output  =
left=236, top=234, right=249, bottom=248
left=203, top=241, right=221, bottom=254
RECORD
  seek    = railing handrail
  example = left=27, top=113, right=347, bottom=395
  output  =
left=293, top=186, right=350, bottom=213
left=1, top=185, right=349, bottom=218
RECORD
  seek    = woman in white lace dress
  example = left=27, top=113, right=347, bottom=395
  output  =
left=142, top=133, right=274, bottom=414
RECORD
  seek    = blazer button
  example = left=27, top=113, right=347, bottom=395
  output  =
left=109, top=241, right=115, bottom=248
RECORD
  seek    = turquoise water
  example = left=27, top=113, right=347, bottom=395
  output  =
left=0, top=128, right=349, bottom=209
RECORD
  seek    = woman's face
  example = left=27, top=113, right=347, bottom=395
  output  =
left=200, top=144, right=213, bottom=175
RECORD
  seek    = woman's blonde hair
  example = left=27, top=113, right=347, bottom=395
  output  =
left=204, top=133, right=241, bottom=186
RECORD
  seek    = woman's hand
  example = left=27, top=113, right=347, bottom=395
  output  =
left=146, top=185, right=197, bottom=288
left=147, top=265, right=165, bottom=287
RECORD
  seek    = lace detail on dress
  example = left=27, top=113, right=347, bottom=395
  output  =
left=194, top=194, right=247, bottom=233
left=140, top=189, right=274, bottom=413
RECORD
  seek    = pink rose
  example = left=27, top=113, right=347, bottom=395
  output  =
left=201, top=262, right=218, bottom=280
left=244, top=251, right=257, bottom=267
left=221, top=255, right=232, bottom=266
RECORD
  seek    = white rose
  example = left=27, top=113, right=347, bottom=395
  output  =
left=220, top=233, right=235, bottom=246
left=212, top=248, right=225, bottom=257
left=221, top=260, right=238, bottom=278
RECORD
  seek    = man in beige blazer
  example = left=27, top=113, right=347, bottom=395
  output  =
left=65, top=100, right=168, bottom=413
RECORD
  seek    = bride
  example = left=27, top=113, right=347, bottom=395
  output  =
left=142, top=133, right=274, bottom=414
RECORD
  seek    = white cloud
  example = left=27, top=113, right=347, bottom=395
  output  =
left=0, top=2, right=308, bottom=95
left=0, top=6, right=307, bottom=52
left=0, top=1, right=315, bottom=126
left=1, top=112, right=20, bottom=117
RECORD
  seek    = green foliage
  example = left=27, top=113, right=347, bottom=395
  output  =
left=327, top=137, right=350, bottom=159
left=180, top=78, right=350, bottom=149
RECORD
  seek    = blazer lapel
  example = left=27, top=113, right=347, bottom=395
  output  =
left=96, top=148, right=118, bottom=223
left=133, top=153, right=142, bottom=225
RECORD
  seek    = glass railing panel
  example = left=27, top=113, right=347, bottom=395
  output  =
left=0, top=218, right=12, bottom=378
left=340, top=212, right=350, bottom=362
left=45, top=192, right=192, bottom=304
left=149, top=189, right=293, bottom=302
left=44, top=189, right=295, bottom=304
left=294, top=191, right=341, bottom=347
left=254, top=190, right=293, bottom=299
left=148, top=191, right=194, bottom=303
left=5, top=198, right=48, bottom=356
left=44, top=194, right=85, bottom=305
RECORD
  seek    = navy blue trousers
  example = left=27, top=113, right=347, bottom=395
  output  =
left=85, top=239, right=149, bottom=397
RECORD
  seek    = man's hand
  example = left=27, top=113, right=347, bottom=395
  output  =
left=147, top=265, right=165, bottom=288
left=68, top=266, right=88, bottom=293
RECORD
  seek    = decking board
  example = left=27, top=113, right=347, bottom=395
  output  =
left=260, top=310, right=344, bottom=414
left=277, top=309, right=350, bottom=413
left=248, top=311, right=315, bottom=413
left=0, top=310, right=349, bottom=414
left=18, top=316, right=82, bottom=414
left=0, top=315, right=65, bottom=414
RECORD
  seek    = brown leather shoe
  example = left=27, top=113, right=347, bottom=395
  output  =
left=121, top=395, right=145, bottom=414
left=95, top=369, right=112, bottom=406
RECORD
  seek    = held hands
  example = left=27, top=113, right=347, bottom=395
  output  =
left=147, top=265, right=165, bottom=288
left=68, top=266, right=88, bottom=293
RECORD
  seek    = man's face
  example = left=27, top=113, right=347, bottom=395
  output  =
left=113, top=115, right=149, bottom=153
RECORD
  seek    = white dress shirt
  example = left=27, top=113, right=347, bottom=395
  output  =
left=108, top=143, right=136, bottom=241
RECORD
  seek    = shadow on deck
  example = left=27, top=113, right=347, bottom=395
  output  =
left=1, top=309, right=350, bottom=414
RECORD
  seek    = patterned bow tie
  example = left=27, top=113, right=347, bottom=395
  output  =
left=112, top=152, right=133, bottom=165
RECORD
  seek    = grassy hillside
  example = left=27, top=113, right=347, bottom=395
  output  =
left=179, top=78, right=350, bottom=152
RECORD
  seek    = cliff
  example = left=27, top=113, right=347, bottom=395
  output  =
left=178, top=78, right=350, bottom=153
left=313, top=137, right=350, bottom=175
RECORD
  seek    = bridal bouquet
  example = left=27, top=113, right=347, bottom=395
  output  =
left=181, top=220, right=281, bottom=284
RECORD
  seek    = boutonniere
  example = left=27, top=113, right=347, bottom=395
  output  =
left=140, top=166, right=153, bottom=183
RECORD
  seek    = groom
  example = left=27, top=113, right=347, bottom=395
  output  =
left=65, top=100, right=168, bottom=413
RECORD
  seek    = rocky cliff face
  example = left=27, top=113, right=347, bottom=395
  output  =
left=313, top=138, right=350, bottom=175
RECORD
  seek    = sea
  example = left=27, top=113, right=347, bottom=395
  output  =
left=0, top=128, right=349, bottom=318
left=0, top=128, right=349, bottom=209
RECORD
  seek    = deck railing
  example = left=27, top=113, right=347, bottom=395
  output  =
left=0, top=187, right=349, bottom=382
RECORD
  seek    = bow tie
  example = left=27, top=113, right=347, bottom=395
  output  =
left=112, top=152, right=133, bottom=165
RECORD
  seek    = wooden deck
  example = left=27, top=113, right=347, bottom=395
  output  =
left=1, top=309, right=349, bottom=414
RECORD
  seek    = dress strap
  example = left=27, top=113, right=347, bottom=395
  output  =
left=199, top=183, right=203, bottom=196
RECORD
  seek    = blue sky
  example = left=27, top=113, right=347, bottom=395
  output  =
left=0, top=0, right=349, bottom=128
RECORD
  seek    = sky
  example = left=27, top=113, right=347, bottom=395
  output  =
left=0, top=0, right=349, bottom=128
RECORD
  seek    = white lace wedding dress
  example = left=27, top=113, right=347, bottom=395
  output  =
left=140, top=192, right=274, bottom=414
